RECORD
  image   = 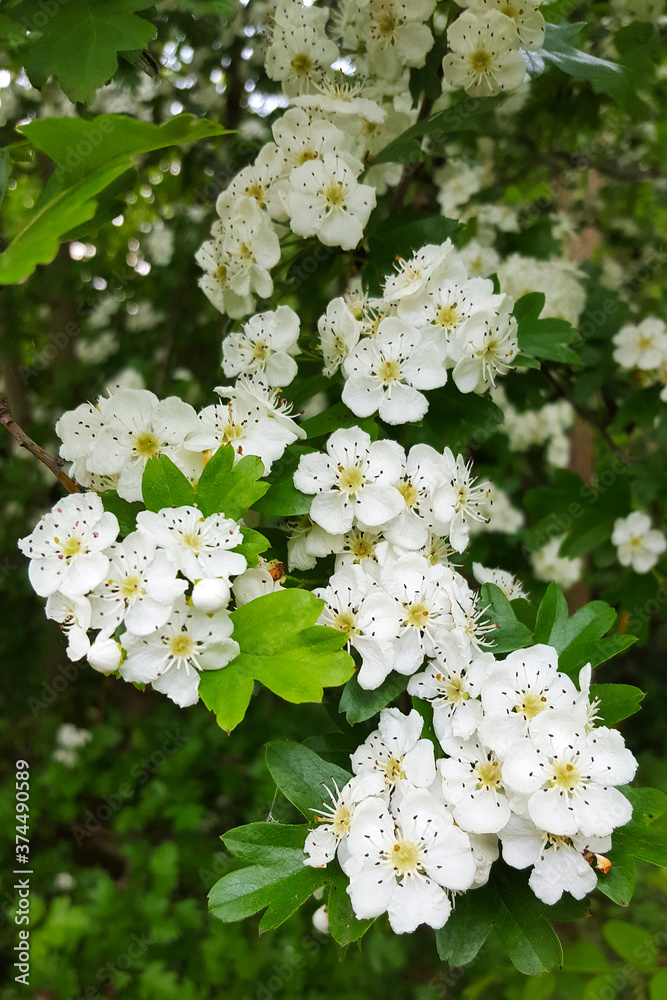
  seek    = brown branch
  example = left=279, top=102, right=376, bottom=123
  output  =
left=389, top=95, right=435, bottom=215
left=0, top=394, right=80, bottom=493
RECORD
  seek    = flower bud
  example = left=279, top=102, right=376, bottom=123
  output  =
left=192, top=577, right=231, bottom=612
left=312, top=904, right=329, bottom=935
left=87, top=637, right=122, bottom=674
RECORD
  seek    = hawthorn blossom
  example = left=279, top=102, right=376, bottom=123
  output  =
left=293, top=427, right=405, bottom=535
left=612, top=317, right=667, bottom=371
left=222, top=306, right=300, bottom=387
left=19, top=493, right=118, bottom=598
left=407, top=649, right=494, bottom=742
left=45, top=592, right=92, bottom=661
left=318, top=296, right=362, bottom=377
left=437, top=737, right=511, bottom=834
left=612, top=511, right=667, bottom=574
left=443, top=10, right=526, bottom=97
left=342, top=317, right=446, bottom=424
left=466, top=0, right=546, bottom=49
left=501, top=717, right=637, bottom=838
left=304, top=772, right=386, bottom=867
left=472, top=563, right=527, bottom=600
left=450, top=299, right=519, bottom=393
left=288, top=153, right=376, bottom=250
left=89, top=532, right=186, bottom=637
left=351, top=708, right=436, bottom=790
left=343, top=789, right=476, bottom=933
left=136, top=507, right=246, bottom=584
left=121, top=598, right=239, bottom=707
left=432, top=448, right=492, bottom=551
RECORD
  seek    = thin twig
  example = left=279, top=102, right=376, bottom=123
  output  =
left=0, top=394, right=80, bottom=493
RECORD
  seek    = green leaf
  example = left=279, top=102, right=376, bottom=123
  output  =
left=540, top=23, right=626, bottom=95
left=196, top=445, right=268, bottom=519
left=200, top=590, right=354, bottom=733
left=425, top=384, right=505, bottom=453
left=300, top=402, right=378, bottom=442
left=14, top=0, right=157, bottom=105
left=435, top=885, right=493, bottom=965
left=589, top=684, right=644, bottom=726
left=253, top=446, right=313, bottom=517
left=515, top=291, right=581, bottom=364
left=596, top=840, right=635, bottom=907
left=209, top=823, right=326, bottom=930
left=562, top=942, right=609, bottom=974
left=0, top=147, right=10, bottom=211
left=234, top=527, right=269, bottom=568
left=100, top=492, right=144, bottom=536
left=480, top=584, right=533, bottom=655
left=265, top=740, right=352, bottom=820
left=338, top=672, right=408, bottom=725
left=532, top=587, right=635, bottom=676
left=373, top=96, right=503, bottom=165
left=141, top=455, right=197, bottom=512
left=602, top=921, right=658, bottom=970
left=490, top=865, right=563, bottom=975
left=613, top=822, right=667, bottom=869
left=650, top=970, right=667, bottom=1000
left=619, top=786, right=667, bottom=824
left=0, top=114, right=228, bottom=285
left=326, top=870, right=374, bottom=946
left=533, top=583, right=569, bottom=644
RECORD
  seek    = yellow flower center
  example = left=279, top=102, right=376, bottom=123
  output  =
left=332, top=804, right=352, bottom=836
left=134, top=431, right=160, bottom=458
left=397, top=480, right=419, bottom=508
left=515, top=691, right=548, bottom=720
left=220, top=422, right=244, bottom=444
left=377, top=359, right=402, bottom=385
left=169, top=634, right=195, bottom=658
left=338, top=466, right=365, bottom=494
left=377, top=11, right=398, bottom=37
left=182, top=531, right=202, bottom=552
left=550, top=759, right=581, bottom=792
left=252, top=341, right=269, bottom=361
left=62, top=536, right=84, bottom=559
left=290, top=52, right=313, bottom=76
left=404, top=602, right=430, bottom=629
left=245, top=182, right=265, bottom=206
left=501, top=3, right=520, bottom=18
left=443, top=676, right=469, bottom=704
left=238, top=241, right=253, bottom=260
left=215, top=264, right=228, bottom=283
left=297, top=149, right=318, bottom=164
left=475, top=759, right=503, bottom=791
left=638, top=335, right=654, bottom=351
left=436, top=304, right=460, bottom=329
left=324, top=183, right=346, bottom=209
left=120, top=574, right=144, bottom=599
left=384, top=756, right=406, bottom=784
left=390, top=839, right=420, bottom=875
left=350, top=536, right=375, bottom=560
left=333, top=611, right=358, bottom=637
left=470, top=50, right=493, bottom=72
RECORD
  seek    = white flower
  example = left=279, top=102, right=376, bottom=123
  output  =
left=407, top=649, right=493, bottom=742
left=318, top=296, right=362, bottom=377
left=435, top=160, right=486, bottom=218
left=293, top=427, right=405, bottom=535
left=613, top=318, right=667, bottom=371
left=468, top=0, right=546, bottom=50
left=437, top=737, right=511, bottom=834
left=612, top=511, right=667, bottom=574
left=232, top=560, right=285, bottom=606
left=284, top=516, right=344, bottom=571
left=342, top=317, right=446, bottom=425
left=351, top=708, right=437, bottom=790
left=89, top=531, right=187, bottom=637
left=502, top=718, right=637, bottom=838
left=87, top=635, right=122, bottom=674
left=383, top=443, right=450, bottom=551
left=531, top=535, right=583, bottom=589
left=367, top=0, right=436, bottom=82
left=478, top=644, right=580, bottom=755
left=121, top=598, right=239, bottom=707
left=315, top=564, right=397, bottom=689
left=364, top=555, right=455, bottom=675
left=222, top=306, right=300, bottom=387
left=288, top=154, right=376, bottom=251
left=497, top=255, right=586, bottom=326
left=91, top=390, right=201, bottom=502
left=344, top=788, right=476, bottom=933
left=45, top=592, right=92, bottom=661
left=136, top=507, right=246, bottom=585
left=185, top=379, right=305, bottom=474
left=450, top=298, right=519, bottom=393
left=19, top=493, right=119, bottom=598
left=383, top=243, right=464, bottom=304
left=443, top=10, right=526, bottom=98
left=265, top=16, right=339, bottom=96
left=432, top=448, right=492, bottom=551
left=499, top=814, right=609, bottom=905
left=472, top=563, right=526, bottom=600
left=304, top=772, right=385, bottom=867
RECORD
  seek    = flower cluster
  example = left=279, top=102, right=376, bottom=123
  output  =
left=304, top=644, right=637, bottom=930
left=18, top=379, right=305, bottom=706
left=54, top=382, right=305, bottom=502
left=319, top=241, right=519, bottom=419
left=492, top=386, right=575, bottom=468
left=613, top=317, right=667, bottom=402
